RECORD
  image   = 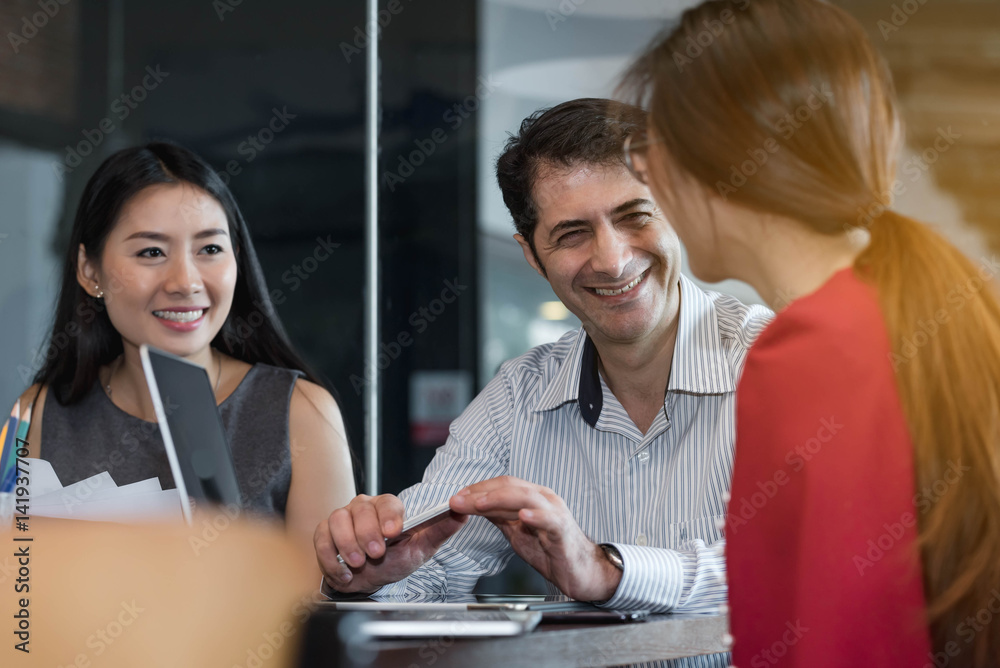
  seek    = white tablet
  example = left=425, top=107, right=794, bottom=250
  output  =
left=356, top=610, right=543, bottom=638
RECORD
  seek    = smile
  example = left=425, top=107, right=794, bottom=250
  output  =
left=593, top=270, right=648, bottom=297
left=153, top=309, right=206, bottom=323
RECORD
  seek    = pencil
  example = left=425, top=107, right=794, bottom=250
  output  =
left=0, top=400, right=19, bottom=493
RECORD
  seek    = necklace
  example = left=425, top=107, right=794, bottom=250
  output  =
left=105, top=351, right=223, bottom=399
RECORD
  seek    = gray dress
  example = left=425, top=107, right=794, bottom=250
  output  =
left=40, top=363, right=303, bottom=517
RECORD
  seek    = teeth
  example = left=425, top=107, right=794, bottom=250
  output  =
left=154, top=309, right=204, bottom=323
left=595, top=271, right=646, bottom=297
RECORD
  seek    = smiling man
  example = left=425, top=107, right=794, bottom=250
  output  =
left=315, top=99, right=771, bottom=650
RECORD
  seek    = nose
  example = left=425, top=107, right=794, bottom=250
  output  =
left=589, top=225, right=632, bottom=279
left=163, top=255, right=204, bottom=296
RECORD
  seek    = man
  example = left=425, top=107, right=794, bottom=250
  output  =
left=315, top=98, right=771, bottom=623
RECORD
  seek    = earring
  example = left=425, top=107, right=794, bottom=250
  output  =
left=95, top=284, right=104, bottom=299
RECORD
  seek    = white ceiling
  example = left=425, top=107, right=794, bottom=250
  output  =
left=476, top=0, right=765, bottom=306
left=486, top=0, right=700, bottom=20
left=491, top=55, right=629, bottom=102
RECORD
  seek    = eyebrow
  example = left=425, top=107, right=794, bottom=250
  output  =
left=546, top=198, right=657, bottom=241
left=547, top=219, right=588, bottom=240
left=123, top=228, right=229, bottom=242
left=610, top=198, right=656, bottom=216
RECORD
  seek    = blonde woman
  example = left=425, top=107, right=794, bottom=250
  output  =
left=623, top=0, right=1000, bottom=665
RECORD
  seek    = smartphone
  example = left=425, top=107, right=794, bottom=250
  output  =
left=397, top=502, right=454, bottom=536
left=336, top=502, right=456, bottom=566
left=541, top=610, right=650, bottom=624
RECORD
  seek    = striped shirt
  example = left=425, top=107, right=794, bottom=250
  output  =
left=382, top=275, right=771, bottom=663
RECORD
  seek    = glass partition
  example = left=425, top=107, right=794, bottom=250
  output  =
left=1, top=0, right=996, bottom=511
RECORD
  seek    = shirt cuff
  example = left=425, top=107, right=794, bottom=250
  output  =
left=595, top=543, right=684, bottom=612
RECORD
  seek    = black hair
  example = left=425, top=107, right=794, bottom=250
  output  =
left=33, top=141, right=339, bottom=413
left=494, top=97, right=648, bottom=269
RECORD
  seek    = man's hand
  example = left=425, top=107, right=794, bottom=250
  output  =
left=314, top=494, right=468, bottom=594
left=449, top=476, right=622, bottom=602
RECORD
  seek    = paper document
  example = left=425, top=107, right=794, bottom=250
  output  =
left=355, top=610, right=543, bottom=638
left=24, top=458, right=184, bottom=523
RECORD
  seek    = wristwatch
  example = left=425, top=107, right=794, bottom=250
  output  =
left=598, top=543, right=624, bottom=571
left=590, top=544, right=625, bottom=606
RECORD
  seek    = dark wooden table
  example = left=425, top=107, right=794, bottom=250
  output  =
left=299, top=610, right=731, bottom=667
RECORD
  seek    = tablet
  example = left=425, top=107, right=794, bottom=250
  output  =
left=355, top=610, right=543, bottom=638
left=140, top=344, right=243, bottom=524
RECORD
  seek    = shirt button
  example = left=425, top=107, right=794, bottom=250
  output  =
left=721, top=633, right=734, bottom=648
left=637, top=450, right=650, bottom=464
left=636, top=534, right=648, bottom=546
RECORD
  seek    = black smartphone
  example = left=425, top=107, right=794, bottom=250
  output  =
left=541, top=610, right=650, bottom=624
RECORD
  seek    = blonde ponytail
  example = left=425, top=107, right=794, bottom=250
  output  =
left=858, top=211, right=1000, bottom=665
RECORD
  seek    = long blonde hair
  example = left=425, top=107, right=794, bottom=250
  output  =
left=624, top=1, right=1000, bottom=663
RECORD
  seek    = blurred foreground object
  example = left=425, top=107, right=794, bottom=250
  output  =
left=1, top=514, right=316, bottom=667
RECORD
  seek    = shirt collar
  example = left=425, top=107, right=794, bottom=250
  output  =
left=532, top=274, right=736, bottom=426
left=668, top=274, right=737, bottom=395
left=533, top=327, right=594, bottom=417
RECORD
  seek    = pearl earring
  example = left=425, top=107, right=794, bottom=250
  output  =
left=95, top=284, right=104, bottom=299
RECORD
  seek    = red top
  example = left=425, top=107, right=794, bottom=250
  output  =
left=727, top=268, right=931, bottom=666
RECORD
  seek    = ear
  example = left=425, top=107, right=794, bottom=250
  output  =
left=76, top=243, right=101, bottom=297
left=514, top=234, right=546, bottom=279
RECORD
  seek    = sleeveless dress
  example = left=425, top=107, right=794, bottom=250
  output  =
left=40, top=363, right=303, bottom=517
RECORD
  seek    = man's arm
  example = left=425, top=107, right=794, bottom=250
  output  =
left=316, top=367, right=519, bottom=596
left=599, top=538, right=727, bottom=613
left=376, top=494, right=515, bottom=597
left=452, top=476, right=727, bottom=610
left=376, top=370, right=521, bottom=595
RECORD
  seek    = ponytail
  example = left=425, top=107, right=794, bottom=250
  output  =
left=622, top=0, right=1000, bottom=659
left=856, top=211, right=1000, bottom=666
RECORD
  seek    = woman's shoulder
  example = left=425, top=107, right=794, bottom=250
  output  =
left=289, top=378, right=342, bottom=419
left=287, top=377, right=346, bottom=445
left=17, top=383, right=47, bottom=407
left=16, top=383, right=50, bottom=420
left=739, top=269, right=899, bottom=415
left=231, top=360, right=342, bottom=417
left=241, top=360, right=304, bottom=384
left=751, top=269, right=887, bottom=364
left=15, top=384, right=48, bottom=458
left=241, top=361, right=335, bottom=400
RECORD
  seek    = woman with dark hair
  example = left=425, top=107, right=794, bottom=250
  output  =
left=18, top=142, right=355, bottom=578
left=622, top=0, right=999, bottom=666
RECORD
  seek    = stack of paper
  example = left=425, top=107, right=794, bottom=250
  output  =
left=27, top=458, right=184, bottom=524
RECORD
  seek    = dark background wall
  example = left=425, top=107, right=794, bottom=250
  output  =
left=0, top=0, right=479, bottom=494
